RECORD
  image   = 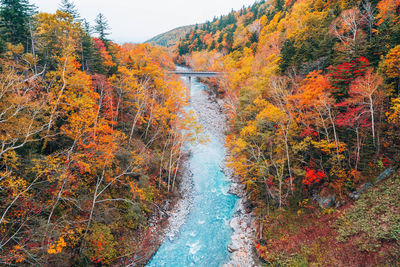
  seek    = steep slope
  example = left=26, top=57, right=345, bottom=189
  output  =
left=173, top=0, right=400, bottom=264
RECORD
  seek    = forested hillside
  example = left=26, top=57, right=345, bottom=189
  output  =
left=146, top=25, right=197, bottom=48
left=0, top=0, right=197, bottom=265
left=175, top=0, right=400, bottom=264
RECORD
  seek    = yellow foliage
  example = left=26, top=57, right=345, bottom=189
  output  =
left=240, top=121, right=258, bottom=137
left=48, top=237, right=67, bottom=254
left=227, top=155, right=249, bottom=180
left=7, top=43, right=24, bottom=55
left=387, top=97, right=400, bottom=123
left=280, top=0, right=327, bottom=42
left=256, top=103, right=287, bottom=123
left=1, top=150, right=19, bottom=169
left=312, top=140, right=347, bottom=154
left=233, top=138, right=248, bottom=153
left=35, top=11, right=82, bottom=60
left=376, top=0, right=400, bottom=25
left=383, top=45, right=400, bottom=80
left=128, top=181, right=146, bottom=201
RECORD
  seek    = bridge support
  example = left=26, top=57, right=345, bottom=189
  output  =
left=169, top=71, right=223, bottom=101
left=188, top=76, right=192, bottom=101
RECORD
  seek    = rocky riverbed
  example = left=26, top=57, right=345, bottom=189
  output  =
left=146, top=77, right=259, bottom=267
left=191, top=82, right=260, bottom=267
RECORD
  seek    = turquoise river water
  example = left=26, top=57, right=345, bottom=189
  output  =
left=147, top=75, right=238, bottom=266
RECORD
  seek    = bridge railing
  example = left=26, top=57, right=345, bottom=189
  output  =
left=168, top=71, right=224, bottom=77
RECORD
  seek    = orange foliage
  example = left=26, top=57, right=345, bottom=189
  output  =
left=376, top=0, right=400, bottom=25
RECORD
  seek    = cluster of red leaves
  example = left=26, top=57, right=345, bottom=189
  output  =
left=93, top=38, right=114, bottom=68
left=380, top=155, right=390, bottom=166
left=265, top=176, right=275, bottom=187
left=302, top=168, right=326, bottom=186
left=91, top=256, right=104, bottom=264
left=93, top=38, right=107, bottom=52
left=335, top=105, right=371, bottom=127
left=328, top=57, right=370, bottom=88
left=90, top=236, right=106, bottom=264
left=300, top=127, right=319, bottom=137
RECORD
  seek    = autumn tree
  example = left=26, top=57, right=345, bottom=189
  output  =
left=346, top=68, right=383, bottom=144
left=0, top=44, right=48, bottom=159
left=34, top=11, right=81, bottom=70
left=0, top=5, right=191, bottom=265
left=330, top=8, right=367, bottom=60
left=383, top=45, right=400, bottom=92
left=376, top=0, right=400, bottom=25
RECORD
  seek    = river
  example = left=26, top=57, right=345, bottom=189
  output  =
left=146, top=72, right=238, bottom=266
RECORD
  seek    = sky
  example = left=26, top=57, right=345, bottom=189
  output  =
left=30, top=0, right=258, bottom=44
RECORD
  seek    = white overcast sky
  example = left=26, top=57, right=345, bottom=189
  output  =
left=30, top=0, right=258, bottom=43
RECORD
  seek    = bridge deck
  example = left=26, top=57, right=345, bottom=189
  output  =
left=170, top=71, right=222, bottom=77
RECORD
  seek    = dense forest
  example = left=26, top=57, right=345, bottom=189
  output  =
left=0, top=0, right=202, bottom=265
left=175, top=0, right=400, bottom=264
left=1, top=0, right=400, bottom=265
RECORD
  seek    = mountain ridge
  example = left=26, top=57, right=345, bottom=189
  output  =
left=146, top=25, right=199, bottom=47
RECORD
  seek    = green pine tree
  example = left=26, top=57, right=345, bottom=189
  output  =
left=59, top=0, right=80, bottom=20
left=94, top=13, right=111, bottom=42
left=0, top=0, right=35, bottom=48
left=80, top=19, right=95, bottom=72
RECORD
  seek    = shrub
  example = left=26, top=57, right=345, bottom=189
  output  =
left=337, top=174, right=400, bottom=252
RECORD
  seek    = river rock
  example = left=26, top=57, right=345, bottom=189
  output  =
left=375, top=167, right=395, bottom=184
left=223, top=197, right=261, bottom=267
left=314, top=194, right=336, bottom=209
left=349, top=191, right=360, bottom=200
left=348, top=168, right=394, bottom=201
left=228, top=242, right=240, bottom=253
left=228, top=181, right=246, bottom=198
left=163, top=160, right=194, bottom=241
left=362, top=182, right=372, bottom=192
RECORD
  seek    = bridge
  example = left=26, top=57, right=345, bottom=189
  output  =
left=170, top=71, right=222, bottom=78
left=170, top=71, right=223, bottom=92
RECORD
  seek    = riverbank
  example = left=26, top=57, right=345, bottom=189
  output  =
left=223, top=168, right=260, bottom=267
left=128, top=159, right=192, bottom=266
left=144, top=76, right=255, bottom=266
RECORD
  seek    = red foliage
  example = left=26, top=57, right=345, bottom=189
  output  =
left=328, top=57, right=370, bottom=96
left=93, top=38, right=107, bottom=51
left=302, top=168, right=326, bottom=186
left=265, top=176, right=275, bottom=187
left=335, top=105, right=371, bottom=128
left=300, top=127, right=319, bottom=137
left=256, top=203, right=396, bottom=265
left=91, top=74, right=118, bottom=122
